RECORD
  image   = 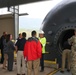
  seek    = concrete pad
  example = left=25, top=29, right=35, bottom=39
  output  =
left=0, top=63, right=55, bottom=75
left=53, top=69, right=72, bottom=75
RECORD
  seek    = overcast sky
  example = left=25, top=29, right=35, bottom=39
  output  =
left=19, top=0, right=63, bottom=19
left=19, top=0, right=63, bottom=30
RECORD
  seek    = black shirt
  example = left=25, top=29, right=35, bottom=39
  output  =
left=0, top=35, right=5, bottom=49
left=15, top=38, right=26, bottom=51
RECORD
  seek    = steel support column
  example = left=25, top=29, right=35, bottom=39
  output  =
left=13, top=6, right=19, bottom=40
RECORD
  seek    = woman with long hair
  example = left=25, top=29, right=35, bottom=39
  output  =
left=6, top=34, right=15, bottom=71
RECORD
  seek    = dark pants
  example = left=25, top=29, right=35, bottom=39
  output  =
left=40, top=54, right=44, bottom=70
left=8, top=52, right=14, bottom=71
left=0, top=49, right=4, bottom=64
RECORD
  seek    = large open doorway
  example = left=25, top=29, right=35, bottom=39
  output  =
left=58, top=29, right=74, bottom=53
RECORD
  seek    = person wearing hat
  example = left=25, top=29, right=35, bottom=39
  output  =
left=39, top=30, right=46, bottom=72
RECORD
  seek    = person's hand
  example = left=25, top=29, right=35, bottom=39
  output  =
left=24, top=57, right=27, bottom=62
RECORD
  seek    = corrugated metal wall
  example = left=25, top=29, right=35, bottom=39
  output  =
left=0, top=14, right=15, bottom=39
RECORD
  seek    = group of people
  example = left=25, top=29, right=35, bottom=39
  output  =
left=1, top=29, right=76, bottom=75
left=0, top=32, right=15, bottom=71
left=60, top=29, right=76, bottom=75
left=0, top=30, right=46, bottom=75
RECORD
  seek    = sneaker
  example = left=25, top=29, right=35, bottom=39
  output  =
left=2, top=67, right=6, bottom=69
left=40, top=69, right=44, bottom=72
left=22, top=74, right=26, bottom=75
left=67, top=69, right=70, bottom=72
left=60, top=70, right=64, bottom=73
left=17, top=74, right=20, bottom=75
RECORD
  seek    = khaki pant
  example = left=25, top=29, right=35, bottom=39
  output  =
left=61, top=49, right=71, bottom=71
left=27, top=58, right=40, bottom=75
left=70, top=46, right=76, bottom=75
left=3, top=54, right=8, bottom=68
left=17, top=51, right=26, bottom=74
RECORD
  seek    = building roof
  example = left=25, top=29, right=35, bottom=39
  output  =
left=0, top=0, right=45, bottom=8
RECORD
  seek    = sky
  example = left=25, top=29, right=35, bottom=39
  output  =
left=19, top=0, right=63, bottom=19
left=19, top=0, right=63, bottom=31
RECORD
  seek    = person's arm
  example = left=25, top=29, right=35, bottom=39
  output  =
left=10, top=41, right=15, bottom=50
left=43, top=38, right=46, bottom=47
left=68, top=36, right=73, bottom=45
left=37, top=41, right=42, bottom=58
left=23, top=41, right=28, bottom=60
left=15, top=40, right=19, bottom=52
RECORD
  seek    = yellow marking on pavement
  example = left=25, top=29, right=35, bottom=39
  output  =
left=47, top=68, right=60, bottom=75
